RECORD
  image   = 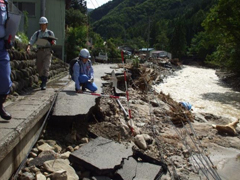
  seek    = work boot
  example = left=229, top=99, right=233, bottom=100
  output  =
left=82, top=83, right=86, bottom=91
left=39, top=76, right=43, bottom=88
left=0, top=95, right=11, bottom=120
left=41, top=76, right=47, bottom=90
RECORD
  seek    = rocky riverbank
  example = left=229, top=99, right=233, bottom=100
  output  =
left=216, top=69, right=240, bottom=92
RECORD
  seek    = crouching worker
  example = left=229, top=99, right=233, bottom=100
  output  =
left=73, top=48, right=98, bottom=93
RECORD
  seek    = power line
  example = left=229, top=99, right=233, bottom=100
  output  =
left=93, top=0, right=99, bottom=7
left=88, top=0, right=96, bottom=9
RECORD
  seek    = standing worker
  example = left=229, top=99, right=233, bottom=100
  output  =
left=0, top=0, right=12, bottom=120
left=26, top=16, right=56, bottom=90
left=73, top=48, right=98, bottom=93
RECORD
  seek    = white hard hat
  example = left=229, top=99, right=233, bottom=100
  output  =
left=79, top=48, right=91, bottom=59
left=39, top=17, right=48, bottom=24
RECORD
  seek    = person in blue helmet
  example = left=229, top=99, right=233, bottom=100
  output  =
left=0, top=0, right=12, bottom=120
left=73, top=48, right=98, bottom=93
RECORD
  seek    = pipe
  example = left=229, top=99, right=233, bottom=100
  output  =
left=116, top=99, right=128, bottom=117
left=121, top=50, right=134, bottom=133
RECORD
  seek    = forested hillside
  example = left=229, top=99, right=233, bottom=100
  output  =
left=65, top=0, right=239, bottom=74
left=89, top=0, right=216, bottom=57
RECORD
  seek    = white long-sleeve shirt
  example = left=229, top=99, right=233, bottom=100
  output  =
left=29, top=29, right=56, bottom=48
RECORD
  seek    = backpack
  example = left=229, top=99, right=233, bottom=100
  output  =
left=69, top=57, right=80, bottom=81
left=36, top=30, right=52, bottom=39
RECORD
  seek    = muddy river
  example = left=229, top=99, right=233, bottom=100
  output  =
left=154, top=65, right=240, bottom=121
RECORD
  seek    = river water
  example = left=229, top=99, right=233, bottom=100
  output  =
left=154, top=65, right=240, bottom=121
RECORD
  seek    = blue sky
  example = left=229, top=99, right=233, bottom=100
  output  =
left=86, top=0, right=111, bottom=9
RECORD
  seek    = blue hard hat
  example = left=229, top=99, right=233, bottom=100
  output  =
left=180, top=102, right=192, bottom=110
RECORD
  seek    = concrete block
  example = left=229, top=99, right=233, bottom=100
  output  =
left=69, top=137, right=133, bottom=174
left=116, top=157, right=137, bottom=180
left=134, top=161, right=162, bottom=180
left=116, top=157, right=162, bottom=180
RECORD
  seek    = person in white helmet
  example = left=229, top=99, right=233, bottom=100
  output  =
left=26, top=16, right=56, bottom=90
left=73, top=48, right=98, bottom=93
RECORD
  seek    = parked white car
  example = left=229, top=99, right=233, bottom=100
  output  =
left=95, top=52, right=108, bottom=62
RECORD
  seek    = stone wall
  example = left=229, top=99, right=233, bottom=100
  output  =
left=8, top=49, right=69, bottom=94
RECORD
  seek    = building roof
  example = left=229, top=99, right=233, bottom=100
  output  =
left=139, top=48, right=154, bottom=52
left=151, top=51, right=165, bottom=53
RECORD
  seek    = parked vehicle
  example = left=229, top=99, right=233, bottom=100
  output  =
left=95, top=52, right=108, bottom=62
left=150, top=50, right=172, bottom=59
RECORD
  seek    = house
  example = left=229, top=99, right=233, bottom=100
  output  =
left=12, top=0, right=66, bottom=60
left=150, top=50, right=172, bottom=59
left=138, top=48, right=155, bottom=58
left=118, top=45, right=135, bottom=54
left=139, top=48, right=155, bottom=53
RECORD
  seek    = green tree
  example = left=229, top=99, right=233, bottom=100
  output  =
left=125, top=37, right=147, bottom=50
left=65, top=26, right=88, bottom=62
left=89, top=33, right=106, bottom=57
left=106, top=38, right=121, bottom=59
left=23, top=11, right=29, bottom=34
left=187, top=31, right=214, bottom=60
left=169, top=18, right=187, bottom=58
left=70, top=0, right=87, bottom=14
left=152, top=21, right=169, bottom=50
left=202, top=0, right=240, bottom=72
left=66, top=8, right=87, bottom=28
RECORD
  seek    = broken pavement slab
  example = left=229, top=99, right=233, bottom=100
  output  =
left=69, top=136, right=133, bottom=174
left=52, top=82, right=97, bottom=116
left=116, top=157, right=163, bottom=180
left=53, top=64, right=121, bottom=116
left=69, top=136, right=168, bottom=179
left=115, top=157, right=137, bottom=180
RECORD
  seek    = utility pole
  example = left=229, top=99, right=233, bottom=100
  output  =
left=41, top=0, right=46, bottom=16
left=85, top=0, right=90, bottom=49
left=146, top=18, right=151, bottom=60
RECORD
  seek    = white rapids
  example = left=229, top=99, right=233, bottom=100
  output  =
left=154, top=65, right=240, bottom=121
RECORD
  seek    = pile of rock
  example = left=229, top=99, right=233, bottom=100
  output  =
left=18, top=139, right=79, bottom=180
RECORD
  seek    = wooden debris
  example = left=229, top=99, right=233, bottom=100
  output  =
left=158, top=92, right=194, bottom=127
left=212, top=119, right=239, bottom=136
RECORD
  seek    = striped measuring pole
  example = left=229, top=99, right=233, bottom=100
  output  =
left=121, top=51, right=134, bottom=133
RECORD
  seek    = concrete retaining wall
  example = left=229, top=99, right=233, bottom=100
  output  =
left=8, top=49, right=69, bottom=94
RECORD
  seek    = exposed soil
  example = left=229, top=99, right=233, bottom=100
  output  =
left=85, top=61, right=240, bottom=179
left=18, top=59, right=240, bottom=180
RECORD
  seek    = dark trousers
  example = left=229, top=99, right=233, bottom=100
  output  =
left=0, top=39, right=11, bottom=95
